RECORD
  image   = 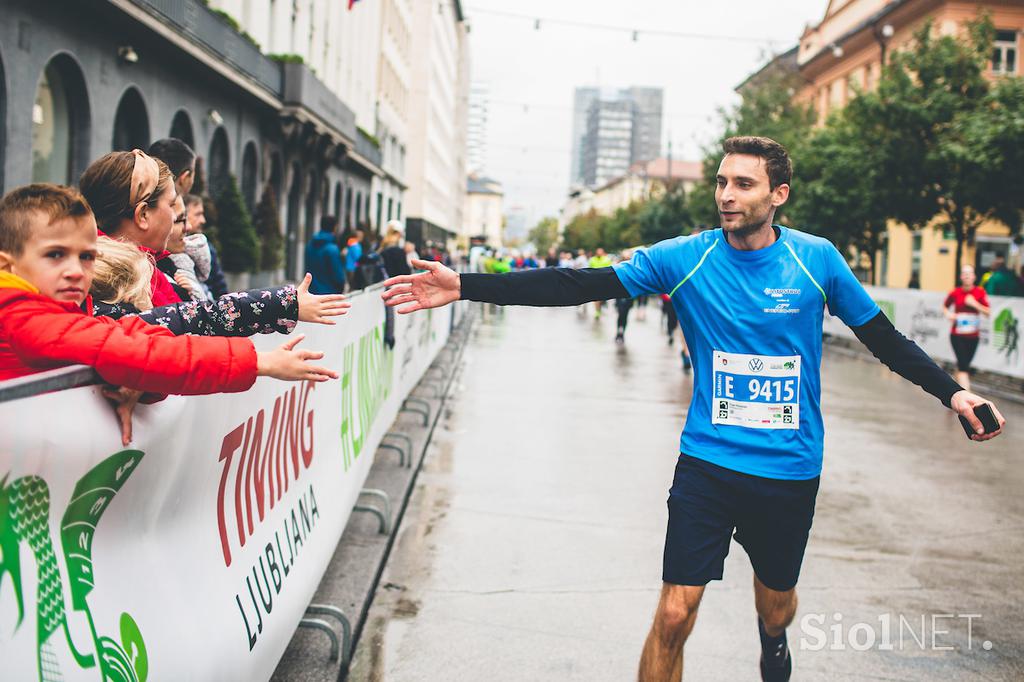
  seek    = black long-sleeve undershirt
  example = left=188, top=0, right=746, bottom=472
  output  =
left=460, top=267, right=627, bottom=306
left=459, top=268, right=963, bottom=407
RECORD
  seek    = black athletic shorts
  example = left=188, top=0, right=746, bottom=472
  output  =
left=663, top=453, right=820, bottom=592
left=950, top=334, right=980, bottom=373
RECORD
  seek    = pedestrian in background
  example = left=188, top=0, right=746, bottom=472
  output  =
left=380, top=220, right=411, bottom=277
left=983, top=254, right=1022, bottom=297
left=943, top=264, right=990, bottom=390
left=345, top=229, right=364, bottom=290
left=305, top=216, right=347, bottom=294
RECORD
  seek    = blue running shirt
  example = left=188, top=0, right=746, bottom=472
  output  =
left=614, top=226, right=879, bottom=480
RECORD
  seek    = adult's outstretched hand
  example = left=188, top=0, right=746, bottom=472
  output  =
left=381, top=259, right=461, bottom=314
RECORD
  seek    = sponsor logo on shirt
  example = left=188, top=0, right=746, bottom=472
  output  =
left=762, top=286, right=802, bottom=314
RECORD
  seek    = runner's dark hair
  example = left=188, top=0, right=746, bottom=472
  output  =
left=723, top=136, right=792, bottom=189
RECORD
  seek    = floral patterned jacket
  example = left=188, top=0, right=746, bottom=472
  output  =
left=93, top=285, right=299, bottom=337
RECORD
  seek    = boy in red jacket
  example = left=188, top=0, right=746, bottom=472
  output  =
left=0, top=184, right=339, bottom=442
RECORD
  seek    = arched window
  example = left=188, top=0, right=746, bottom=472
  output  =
left=111, top=87, right=150, bottom=152
left=267, top=151, right=283, bottom=206
left=305, top=169, right=320, bottom=235
left=344, top=186, right=353, bottom=230
left=285, top=163, right=302, bottom=280
left=0, top=47, right=7, bottom=192
left=169, top=110, right=195, bottom=149
left=31, top=54, right=90, bottom=184
left=241, top=142, right=258, bottom=213
left=207, top=127, right=230, bottom=198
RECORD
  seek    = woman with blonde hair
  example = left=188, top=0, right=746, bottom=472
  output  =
left=91, top=233, right=352, bottom=336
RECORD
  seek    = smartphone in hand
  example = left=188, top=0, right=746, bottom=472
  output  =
left=959, top=403, right=1001, bottom=439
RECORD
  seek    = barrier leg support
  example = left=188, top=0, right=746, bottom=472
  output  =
left=353, top=488, right=391, bottom=534
left=377, top=442, right=407, bottom=467
left=305, top=604, right=352, bottom=669
left=400, top=397, right=430, bottom=426
left=298, top=618, right=339, bottom=662
left=383, top=432, right=415, bottom=468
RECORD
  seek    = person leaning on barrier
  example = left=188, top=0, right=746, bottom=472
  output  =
left=183, top=192, right=228, bottom=298
left=0, top=184, right=341, bottom=445
left=79, top=150, right=183, bottom=306
left=91, top=234, right=350, bottom=336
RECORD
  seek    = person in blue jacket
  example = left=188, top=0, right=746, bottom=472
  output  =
left=305, top=216, right=347, bottom=294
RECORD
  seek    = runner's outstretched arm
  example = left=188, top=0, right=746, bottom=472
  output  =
left=381, top=259, right=628, bottom=313
left=851, top=310, right=1006, bottom=441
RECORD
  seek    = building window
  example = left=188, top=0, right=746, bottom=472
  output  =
left=169, top=110, right=195, bottom=149
left=32, top=62, right=74, bottom=184
left=992, top=30, right=1018, bottom=75
left=387, top=197, right=393, bottom=220
left=207, top=127, right=230, bottom=199
left=112, top=87, right=150, bottom=152
left=241, top=142, right=259, bottom=213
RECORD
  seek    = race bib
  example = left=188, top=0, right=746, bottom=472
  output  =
left=712, top=351, right=801, bottom=430
left=954, top=313, right=980, bottom=335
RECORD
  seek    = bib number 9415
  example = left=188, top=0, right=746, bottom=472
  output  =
left=712, top=351, right=801, bottom=430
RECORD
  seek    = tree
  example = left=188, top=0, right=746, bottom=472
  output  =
left=253, top=184, right=284, bottom=272
left=639, top=181, right=692, bottom=244
left=527, top=216, right=559, bottom=254
left=850, top=16, right=1020, bottom=281
left=215, top=175, right=260, bottom=273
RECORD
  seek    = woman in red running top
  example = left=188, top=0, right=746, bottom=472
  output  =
left=942, top=265, right=990, bottom=390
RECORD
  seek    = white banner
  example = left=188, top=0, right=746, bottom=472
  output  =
left=823, top=286, right=1024, bottom=379
left=0, top=292, right=461, bottom=681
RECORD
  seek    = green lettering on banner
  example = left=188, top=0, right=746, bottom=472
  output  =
left=339, top=323, right=395, bottom=472
left=1, top=450, right=149, bottom=682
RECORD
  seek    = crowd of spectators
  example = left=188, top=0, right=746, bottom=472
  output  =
left=0, top=139, right=356, bottom=444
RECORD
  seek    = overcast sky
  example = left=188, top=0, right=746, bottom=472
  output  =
left=466, top=0, right=827, bottom=227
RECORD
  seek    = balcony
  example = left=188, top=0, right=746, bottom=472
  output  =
left=129, top=0, right=282, bottom=95
left=281, top=62, right=358, bottom=144
left=354, top=128, right=383, bottom=170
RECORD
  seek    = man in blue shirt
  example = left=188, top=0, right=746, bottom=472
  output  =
left=379, top=137, right=1006, bottom=681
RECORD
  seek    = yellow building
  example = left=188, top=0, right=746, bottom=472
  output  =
left=776, top=0, right=1024, bottom=289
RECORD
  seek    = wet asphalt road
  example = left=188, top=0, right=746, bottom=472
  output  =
left=349, top=303, right=1024, bottom=681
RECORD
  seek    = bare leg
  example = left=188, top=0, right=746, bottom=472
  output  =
left=956, top=370, right=971, bottom=391
left=638, top=583, right=705, bottom=682
left=753, top=575, right=798, bottom=636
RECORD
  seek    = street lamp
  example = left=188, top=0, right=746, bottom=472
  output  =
left=873, top=22, right=895, bottom=66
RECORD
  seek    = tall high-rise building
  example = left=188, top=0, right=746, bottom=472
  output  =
left=569, top=86, right=664, bottom=189
left=568, top=87, right=599, bottom=187
left=626, top=87, right=664, bottom=171
left=467, top=82, right=489, bottom=174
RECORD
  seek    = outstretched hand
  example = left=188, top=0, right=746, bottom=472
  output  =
left=257, top=334, right=340, bottom=382
left=950, top=390, right=1005, bottom=442
left=380, top=259, right=460, bottom=314
left=297, top=273, right=351, bottom=324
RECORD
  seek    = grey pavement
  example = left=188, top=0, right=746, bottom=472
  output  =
left=348, top=303, right=1024, bottom=681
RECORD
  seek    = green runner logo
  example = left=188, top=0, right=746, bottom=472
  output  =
left=991, top=308, right=1019, bottom=363
left=1, top=450, right=148, bottom=682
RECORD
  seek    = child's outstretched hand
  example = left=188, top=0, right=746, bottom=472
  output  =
left=101, top=386, right=145, bottom=446
left=257, top=334, right=340, bottom=382
left=297, top=273, right=351, bottom=325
